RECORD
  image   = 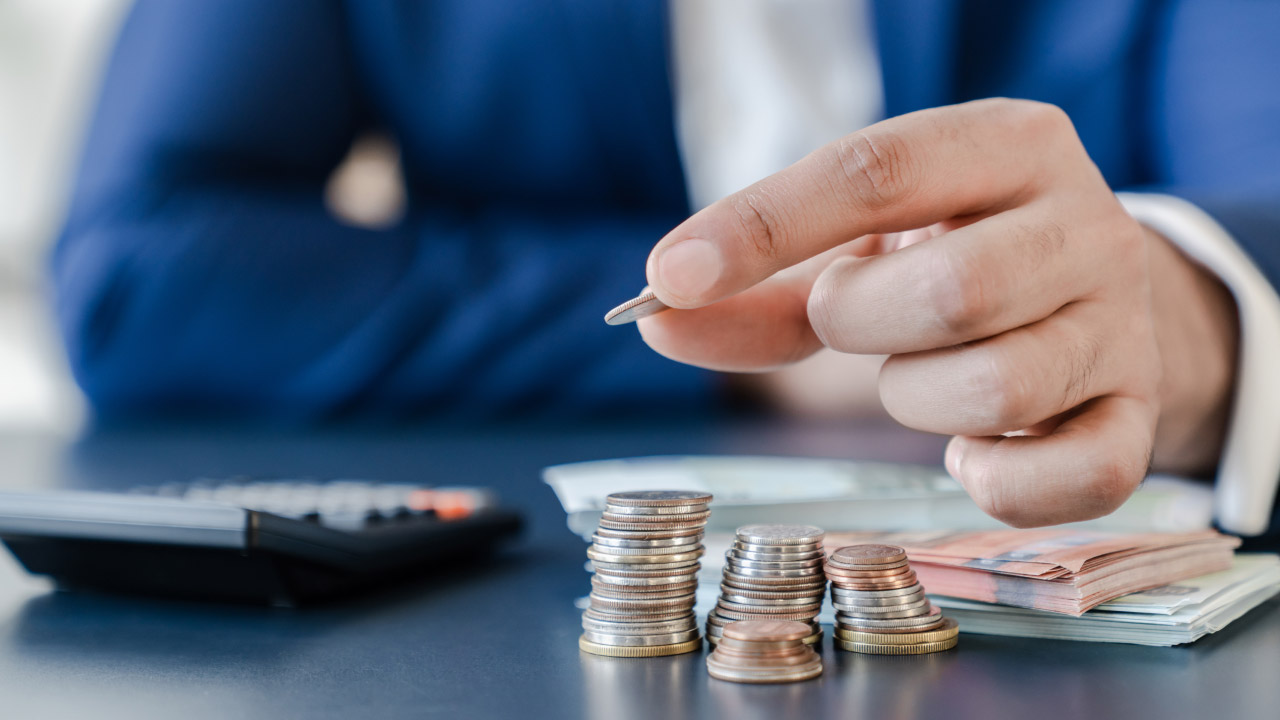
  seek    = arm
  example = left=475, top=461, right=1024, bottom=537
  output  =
left=55, top=0, right=710, bottom=420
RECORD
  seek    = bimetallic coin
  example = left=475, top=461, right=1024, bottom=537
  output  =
left=582, top=629, right=701, bottom=647
left=736, top=524, right=826, bottom=546
left=579, top=635, right=702, bottom=657
left=829, top=544, right=907, bottom=566
left=835, top=618, right=959, bottom=644
left=604, top=291, right=671, bottom=326
left=835, top=636, right=958, bottom=655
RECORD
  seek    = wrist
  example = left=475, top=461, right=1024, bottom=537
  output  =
left=1146, top=227, right=1239, bottom=474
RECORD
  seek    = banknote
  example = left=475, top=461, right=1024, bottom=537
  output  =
left=929, top=554, right=1280, bottom=645
left=823, top=529, right=1240, bottom=615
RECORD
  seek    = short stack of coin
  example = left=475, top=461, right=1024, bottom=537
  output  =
left=579, top=490, right=713, bottom=657
left=706, top=524, right=827, bottom=647
left=827, top=544, right=959, bottom=655
left=706, top=620, right=823, bottom=684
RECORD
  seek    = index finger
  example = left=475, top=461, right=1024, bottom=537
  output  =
left=645, top=99, right=1073, bottom=309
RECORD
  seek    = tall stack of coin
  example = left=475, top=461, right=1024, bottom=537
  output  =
left=827, top=544, right=959, bottom=654
left=707, top=524, right=826, bottom=646
left=579, top=490, right=713, bottom=657
left=706, top=620, right=823, bottom=684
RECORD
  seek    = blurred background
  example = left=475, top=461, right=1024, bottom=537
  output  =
left=0, top=0, right=133, bottom=437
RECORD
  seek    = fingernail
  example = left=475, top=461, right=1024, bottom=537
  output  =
left=655, top=238, right=721, bottom=302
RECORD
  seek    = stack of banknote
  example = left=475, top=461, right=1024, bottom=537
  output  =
left=822, top=529, right=1242, bottom=615
left=929, top=554, right=1280, bottom=645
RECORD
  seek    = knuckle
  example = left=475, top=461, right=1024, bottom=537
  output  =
left=977, top=350, right=1033, bottom=431
left=1058, top=331, right=1105, bottom=410
left=963, top=448, right=1030, bottom=527
left=834, top=130, right=916, bottom=209
left=807, top=262, right=856, bottom=352
left=926, top=249, right=992, bottom=337
left=730, top=191, right=786, bottom=266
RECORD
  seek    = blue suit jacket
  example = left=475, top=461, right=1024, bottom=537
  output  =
left=55, top=0, right=1280, bottom=423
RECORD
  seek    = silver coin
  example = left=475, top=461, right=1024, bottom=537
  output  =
left=589, top=560, right=701, bottom=573
left=735, top=524, right=825, bottom=546
left=583, top=614, right=696, bottom=635
left=831, top=585, right=922, bottom=599
left=582, top=628, right=701, bottom=647
left=603, top=291, right=672, bottom=326
left=833, top=598, right=933, bottom=618
left=715, top=599, right=823, bottom=616
left=734, top=541, right=824, bottom=555
left=589, top=542, right=703, bottom=556
left=727, top=565, right=824, bottom=579
left=720, top=593, right=825, bottom=607
left=722, top=573, right=827, bottom=590
left=594, top=526, right=703, bottom=540
left=591, top=533, right=703, bottom=550
left=835, top=609, right=941, bottom=630
left=726, top=554, right=824, bottom=571
left=603, top=503, right=709, bottom=516
left=830, top=589, right=927, bottom=608
left=728, top=547, right=825, bottom=562
left=591, top=572, right=700, bottom=587
left=587, top=548, right=704, bottom=564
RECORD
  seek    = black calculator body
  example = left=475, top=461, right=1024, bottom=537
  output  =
left=0, top=479, right=523, bottom=606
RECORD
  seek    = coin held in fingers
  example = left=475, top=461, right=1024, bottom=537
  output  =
left=604, top=291, right=670, bottom=325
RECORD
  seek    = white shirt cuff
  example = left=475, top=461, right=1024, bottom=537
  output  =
left=1119, top=193, right=1280, bottom=536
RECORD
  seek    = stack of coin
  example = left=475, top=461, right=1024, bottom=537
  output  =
left=707, top=524, right=826, bottom=647
left=579, top=490, right=713, bottom=657
left=706, top=620, right=823, bottom=683
left=827, top=544, right=959, bottom=655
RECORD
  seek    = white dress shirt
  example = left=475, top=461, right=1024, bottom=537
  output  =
left=670, top=0, right=1280, bottom=535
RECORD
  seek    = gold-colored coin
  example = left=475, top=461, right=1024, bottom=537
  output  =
left=834, top=617, right=959, bottom=644
left=834, top=635, right=958, bottom=655
left=578, top=635, right=704, bottom=657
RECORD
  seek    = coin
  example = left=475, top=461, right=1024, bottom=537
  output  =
left=735, top=541, right=824, bottom=555
left=823, top=564, right=911, bottom=578
left=829, top=544, right=907, bottom=565
left=582, top=629, right=702, bottom=647
left=719, top=584, right=825, bottom=600
left=591, top=533, right=703, bottom=549
left=589, top=559, right=701, bottom=573
left=831, top=584, right=921, bottom=599
left=589, top=593, right=696, bottom=611
left=588, top=542, right=701, bottom=556
left=728, top=555, right=824, bottom=571
left=594, top=526, right=703, bottom=540
left=591, top=572, right=699, bottom=587
left=834, top=636, right=958, bottom=655
left=600, top=510, right=712, bottom=524
left=604, top=291, right=671, bottom=326
left=597, top=518, right=709, bottom=531
left=579, top=636, right=703, bottom=657
left=833, top=601, right=933, bottom=619
left=720, top=593, right=823, bottom=607
left=836, top=611, right=944, bottom=631
left=587, top=548, right=704, bottom=565
left=728, top=547, right=826, bottom=563
left=736, top=524, right=826, bottom=546
left=835, top=618, right=960, bottom=644
left=717, top=600, right=823, bottom=616
left=604, top=505, right=709, bottom=518
left=590, top=582, right=698, bottom=599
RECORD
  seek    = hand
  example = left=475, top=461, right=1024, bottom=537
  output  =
left=637, top=99, right=1238, bottom=528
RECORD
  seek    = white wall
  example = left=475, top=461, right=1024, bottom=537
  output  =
left=0, top=0, right=131, bottom=434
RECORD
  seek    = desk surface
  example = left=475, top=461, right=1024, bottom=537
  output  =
left=1, top=421, right=1277, bottom=720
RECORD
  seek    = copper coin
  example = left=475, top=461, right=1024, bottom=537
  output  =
left=709, top=651, right=818, bottom=668
left=830, top=544, right=907, bottom=565
left=721, top=619, right=812, bottom=643
left=714, top=636, right=808, bottom=653
left=604, top=490, right=714, bottom=507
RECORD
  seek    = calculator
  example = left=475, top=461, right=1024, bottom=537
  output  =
left=0, top=478, right=523, bottom=605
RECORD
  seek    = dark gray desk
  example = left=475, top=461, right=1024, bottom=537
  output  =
left=1, top=421, right=1277, bottom=720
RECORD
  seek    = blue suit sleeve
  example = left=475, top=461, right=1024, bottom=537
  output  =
left=54, top=0, right=712, bottom=420
left=1143, top=0, right=1280, bottom=284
